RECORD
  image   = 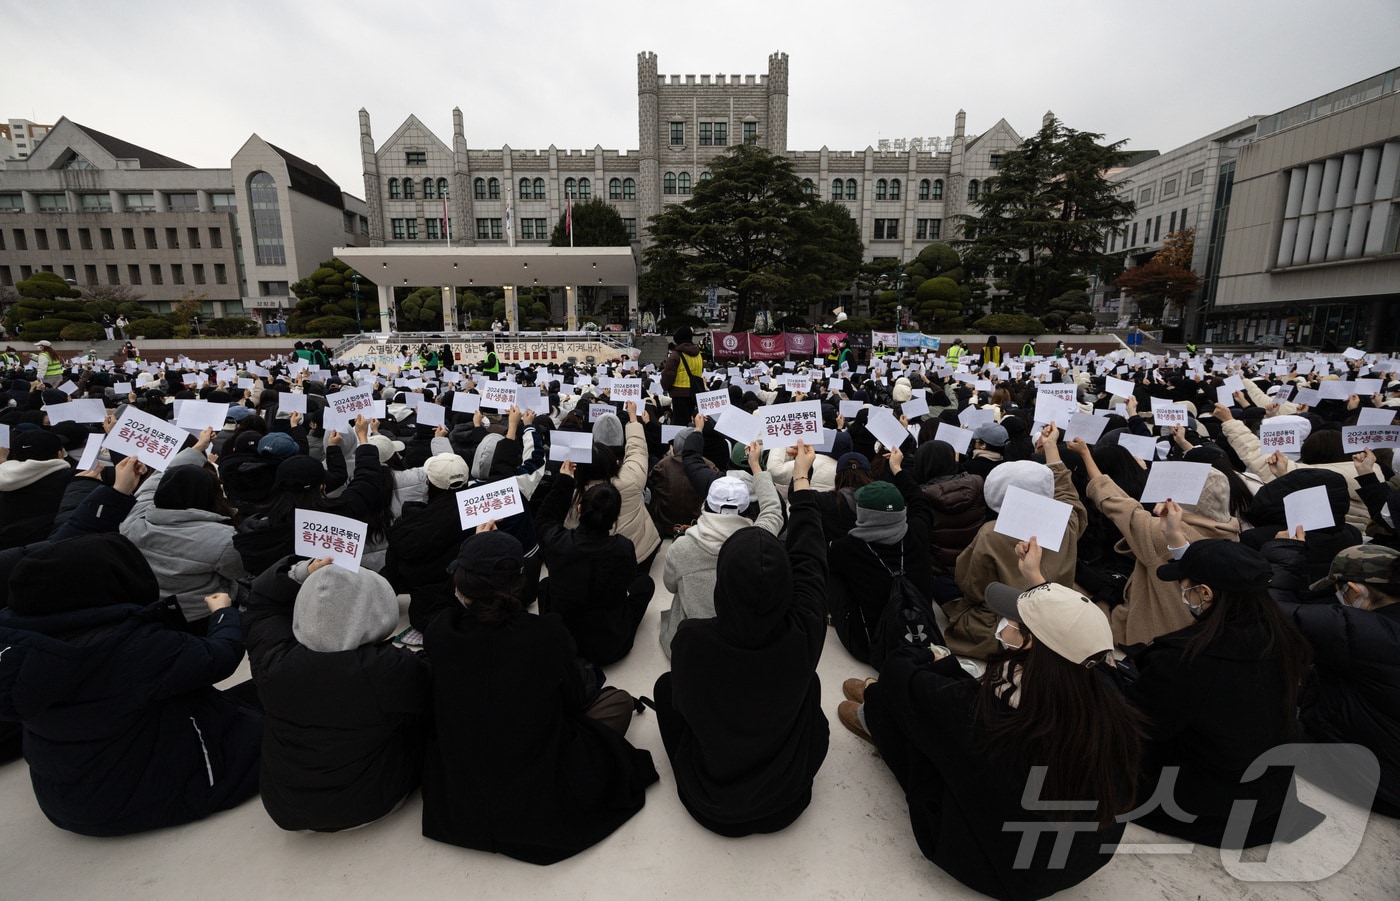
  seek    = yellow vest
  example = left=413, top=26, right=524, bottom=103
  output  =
left=671, top=351, right=703, bottom=389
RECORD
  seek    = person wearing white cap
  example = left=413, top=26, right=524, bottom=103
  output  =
left=658, top=439, right=782, bottom=657
left=26, top=340, right=63, bottom=383
left=837, top=536, right=1141, bottom=900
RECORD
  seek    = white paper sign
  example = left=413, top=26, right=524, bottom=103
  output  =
left=1258, top=419, right=1304, bottom=454
left=715, top=406, right=761, bottom=445
left=176, top=400, right=228, bottom=433
left=900, top=394, right=930, bottom=419
left=696, top=389, right=731, bottom=416
left=1342, top=425, right=1400, bottom=453
left=958, top=406, right=996, bottom=429
left=1063, top=412, right=1109, bottom=445
left=1284, top=485, right=1335, bottom=534
left=451, top=392, right=481, bottom=414
left=866, top=407, right=912, bottom=452
left=993, top=486, right=1074, bottom=553
left=783, top=373, right=812, bottom=394
left=456, top=477, right=525, bottom=529
left=1318, top=380, right=1354, bottom=401
left=0, top=424, right=8, bottom=449
left=57, top=379, right=80, bottom=396
left=114, top=381, right=133, bottom=395
left=661, top=425, right=686, bottom=443
left=588, top=403, right=615, bottom=424
left=279, top=392, right=307, bottom=415
left=757, top=401, right=822, bottom=449
left=1357, top=407, right=1397, bottom=427
left=839, top=400, right=864, bottom=419
left=324, top=386, right=375, bottom=431
left=1116, top=433, right=1158, bottom=462
left=415, top=401, right=446, bottom=428
left=1292, top=387, right=1321, bottom=407
left=47, top=399, right=106, bottom=425
left=1344, top=346, right=1366, bottom=360
left=293, top=509, right=367, bottom=573
left=1150, top=398, right=1189, bottom=426
left=548, top=430, right=594, bottom=463
left=1139, top=461, right=1213, bottom=506
left=102, top=405, right=188, bottom=470
left=934, top=422, right=974, bottom=455
left=481, top=381, right=518, bottom=411
left=610, top=378, right=643, bottom=403
left=1105, top=375, right=1135, bottom=398
left=76, top=433, right=105, bottom=471
left=1034, top=386, right=1078, bottom=425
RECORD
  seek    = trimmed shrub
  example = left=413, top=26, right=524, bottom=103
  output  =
left=59, top=322, right=105, bottom=341
left=304, top=315, right=359, bottom=336
left=20, top=319, right=71, bottom=342
left=127, top=317, right=174, bottom=339
left=656, top=313, right=707, bottom=333
left=207, top=316, right=258, bottom=337
left=971, top=313, right=1046, bottom=336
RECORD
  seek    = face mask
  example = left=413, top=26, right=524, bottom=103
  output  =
left=1180, top=585, right=1206, bottom=617
left=1337, top=586, right=1352, bottom=607
left=995, top=617, right=1022, bottom=650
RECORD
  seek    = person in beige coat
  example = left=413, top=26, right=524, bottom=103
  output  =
left=565, top=402, right=662, bottom=568
left=1214, top=403, right=1369, bottom=530
left=1069, top=439, right=1240, bottom=647
left=946, top=423, right=1088, bottom=659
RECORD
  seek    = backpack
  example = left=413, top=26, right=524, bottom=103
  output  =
left=857, top=542, right=943, bottom=670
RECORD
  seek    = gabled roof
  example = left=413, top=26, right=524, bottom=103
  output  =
left=966, top=118, right=1023, bottom=149
left=377, top=114, right=453, bottom=157
left=267, top=141, right=343, bottom=209
left=68, top=121, right=193, bottom=169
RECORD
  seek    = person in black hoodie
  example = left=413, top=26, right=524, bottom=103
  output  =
left=1251, top=469, right=1362, bottom=604
left=0, top=428, right=74, bottom=550
left=535, top=462, right=654, bottom=665
left=653, top=441, right=829, bottom=837
left=421, top=525, right=657, bottom=864
left=0, top=533, right=262, bottom=836
left=244, top=555, right=430, bottom=832
left=660, top=326, right=705, bottom=423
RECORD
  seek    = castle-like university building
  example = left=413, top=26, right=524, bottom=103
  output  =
left=360, top=51, right=1029, bottom=316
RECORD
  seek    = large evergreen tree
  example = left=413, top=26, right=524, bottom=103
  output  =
left=644, top=144, right=863, bottom=329
left=550, top=197, right=631, bottom=248
left=960, top=118, right=1135, bottom=314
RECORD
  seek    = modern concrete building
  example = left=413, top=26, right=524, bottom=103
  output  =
left=357, top=51, right=1036, bottom=323
left=0, top=119, right=367, bottom=322
left=1208, top=68, right=1400, bottom=348
left=0, top=119, right=54, bottom=165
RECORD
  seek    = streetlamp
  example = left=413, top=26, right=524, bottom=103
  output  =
left=352, top=273, right=361, bottom=333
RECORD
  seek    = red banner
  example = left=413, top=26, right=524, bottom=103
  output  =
left=749, top=333, right=787, bottom=360
left=712, top=332, right=749, bottom=359
left=816, top=332, right=847, bottom=355
left=784, top=332, right=816, bottom=357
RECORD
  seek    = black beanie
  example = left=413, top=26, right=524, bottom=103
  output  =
left=7, top=533, right=160, bottom=614
left=674, top=326, right=693, bottom=344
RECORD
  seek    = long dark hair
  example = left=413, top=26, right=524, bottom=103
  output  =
left=1184, top=584, right=1311, bottom=723
left=977, top=642, right=1144, bottom=829
left=572, top=443, right=621, bottom=506
left=578, top=481, right=622, bottom=533
left=452, top=565, right=522, bottom=624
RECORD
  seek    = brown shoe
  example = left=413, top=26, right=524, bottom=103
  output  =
left=838, top=700, right=874, bottom=745
left=842, top=677, right=877, bottom=704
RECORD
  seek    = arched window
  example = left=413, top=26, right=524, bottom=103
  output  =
left=532, top=177, right=545, bottom=199
left=802, top=178, right=815, bottom=197
left=564, top=177, right=577, bottom=199
left=247, top=171, right=285, bottom=266
left=831, top=180, right=843, bottom=201
left=875, top=179, right=888, bottom=200
left=918, top=179, right=930, bottom=200
left=388, top=177, right=401, bottom=199
left=609, top=177, right=622, bottom=200
left=473, top=177, right=486, bottom=200
left=422, top=178, right=435, bottom=200
left=890, top=179, right=901, bottom=200
left=519, top=177, right=532, bottom=200
left=402, top=178, right=415, bottom=199
left=623, top=177, right=636, bottom=199
left=578, top=177, right=591, bottom=200
left=488, top=178, right=500, bottom=200
left=677, top=172, right=691, bottom=195
left=932, top=179, right=944, bottom=200
left=968, top=179, right=979, bottom=201
left=845, top=178, right=857, bottom=200
left=663, top=172, right=677, bottom=195
left=698, top=172, right=711, bottom=182
left=437, top=178, right=449, bottom=199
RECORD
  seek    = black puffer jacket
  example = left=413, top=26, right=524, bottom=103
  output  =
left=1280, top=600, right=1400, bottom=816
left=0, top=458, right=74, bottom=550
left=920, top=474, right=986, bottom=573
left=243, top=558, right=431, bottom=832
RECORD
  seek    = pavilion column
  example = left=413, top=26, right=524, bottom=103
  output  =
left=378, top=284, right=396, bottom=332
left=566, top=285, right=578, bottom=331
left=627, top=284, right=639, bottom=329
left=441, top=286, right=456, bottom=332
left=504, top=285, right=519, bottom=334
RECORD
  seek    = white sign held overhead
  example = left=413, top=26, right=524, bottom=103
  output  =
left=46, top=399, right=106, bottom=425
left=696, top=389, right=731, bottom=416
left=76, top=433, right=105, bottom=471
left=480, top=381, right=518, bottom=410
left=102, top=405, right=188, bottom=470
left=1116, top=433, right=1158, bottom=462
left=293, top=509, right=367, bottom=573
left=900, top=394, right=930, bottom=419
left=866, top=407, right=913, bottom=452
left=757, top=401, right=823, bottom=449
left=451, top=392, right=481, bottom=414
left=934, top=422, right=974, bottom=455
left=839, top=400, right=864, bottom=419
left=610, top=378, right=643, bottom=403
left=1357, top=407, right=1397, bottom=427
left=324, top=385, right=375, bottom=431
left=548, top=430, right=594, bottom=463
left=993, top=486, right=1074, bottom=553
left=1342, top=425, right=1400, bottom=453
left=1105, top=375, right=1135, bottom=398
left=1139, top=461, right=1213, bottom=506
left=175, top=399, right=228, bottom=433
left=415, top=401, right=446, bottom=428
left=1258, top=419, right=1304, bottom=454
left=715, top=406, right=762, bottom=445
left=1062, top=412, right=1109, bottom=445
left=588, top=403, right=615, bottom=424
left=1150, top=397, right=1189, bottom=426
left=279, top=392, right=308, bottom=415
left=456, top=477, right=526, bottom=530
left=1284, top=485, right=1336, bottom=535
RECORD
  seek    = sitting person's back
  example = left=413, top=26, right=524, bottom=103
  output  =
left=244, top=556, right=430, bottom=832
left=0, top=428, right=74, bottom=550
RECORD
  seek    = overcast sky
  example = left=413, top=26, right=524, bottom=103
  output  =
left=4, top=0, right=1398, bottom=193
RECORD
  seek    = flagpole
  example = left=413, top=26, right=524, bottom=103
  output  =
left=442, top=194, right=449, bottom=246
left=506, top=184, right=516, bottom=248
left=567, top=196, right=573, bottom=248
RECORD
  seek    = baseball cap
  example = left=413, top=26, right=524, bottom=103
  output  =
left=365, top=433, right=407, bottom=464
left=1155, top=539, right=1271, bottom=591
left=706, top=476, right=751, bottom=514
left=424, top=452, right=471, bottom=490
left=257, top=432, right=299, bottom=460
left=35, top=340, right=53, bottom=348
left=1308, top=544, right=1400, bottom=591
left=974, top=422, right=1008, bottom=448
left=449, top=531, right=524, bottom=576
left=226, top=404, right=256, bottom=423
left=836, top=452, right=870, bottom=472
left=986, top=581, right=1114, bottom=665
left=11, top=428, right=63, bottom=462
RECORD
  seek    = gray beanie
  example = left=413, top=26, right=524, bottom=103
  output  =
left=592, top=411, right=625, bottom=449
left=472, top=432, right=505, bottom=481
left=292, top=565, right=400, bottom=653
left=984, top=460, right=1055, bottom=513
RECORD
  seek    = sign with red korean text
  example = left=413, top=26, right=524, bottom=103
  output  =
left=750, top=333, right=786, bottom=361
left=1258, top=419, right=1303, bottom=454
left=695, top=388, right=731, bottom=416
left=713, top=332, right=749, bottom=359
left=480, top=381, right=518, bottom=410
left=456, top=476, right=525, bottom=529
left=101, top=405, right=187, bottom=470
left=757, top=400, right=822, bottom=449
left=293, top=509, right=367, bottom=573
left=1342, top=425, right=1400, bottom=453
left=324, top=385, right=375, bottom=431
left=610, top=378, right=643, bottom=403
